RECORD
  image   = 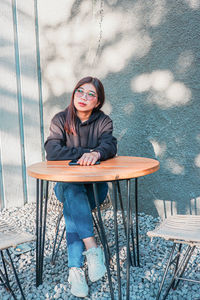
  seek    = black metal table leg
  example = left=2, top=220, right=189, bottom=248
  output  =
left=92, top=212, right=111, bottom=261
left=117, top=181, right=136, bottom=267
left=93, top=183, right=114, bottom=300
left=129, top=190, right=136, bottom=267
left=117, top=181, right=127, bottom=237
left=38, top=179, right=44, bottom=284
left=36, top=179, right=40, bottom=287
left=51, top=210, right=63, bottom=264
left=36, top=179, right=49, bottom=287
left=126, top=179, right=131, bottom=300
left=51, top=227, right=66, bottom=264
left=41, top=181, right=49, bottom=279
left=135, top=178, right=140, bottom=267
left=112, top=181, right=122, bottom=300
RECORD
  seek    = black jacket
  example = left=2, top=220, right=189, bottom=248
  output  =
left=44, top=108, right=117, bottom=161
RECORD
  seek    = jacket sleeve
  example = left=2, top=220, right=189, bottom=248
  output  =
left=93, top=116, right=117, bottom=161
left=44, top=114, right=90, bottom=161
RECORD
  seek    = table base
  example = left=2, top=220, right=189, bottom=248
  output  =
left=35, top=178, right=140, bottom=300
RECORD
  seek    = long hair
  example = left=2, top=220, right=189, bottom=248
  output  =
left=65, top=76, right=105, bottom=135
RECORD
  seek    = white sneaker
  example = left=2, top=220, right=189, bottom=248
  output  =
left=83, top=247, right=106, bottom=282
left=68, top=267, right=89, bottom=298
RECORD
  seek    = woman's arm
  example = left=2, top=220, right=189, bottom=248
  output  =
left=91, top=116, right=117, bottom=161
left=44, top=113, right=90, bottom=161
left=77, top=116, right=117, bottom=166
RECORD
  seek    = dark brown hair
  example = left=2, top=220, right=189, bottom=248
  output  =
left=65, top=76, right=105, bottom=135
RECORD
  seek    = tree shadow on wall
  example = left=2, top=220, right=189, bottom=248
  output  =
left=41, top=0, right=200, bottom=217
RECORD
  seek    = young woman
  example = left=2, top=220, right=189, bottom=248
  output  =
left=45, top=76, right=117, bottom=298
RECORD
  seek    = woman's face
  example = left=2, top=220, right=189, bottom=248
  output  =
left=73, top=83, right=99, bottom=113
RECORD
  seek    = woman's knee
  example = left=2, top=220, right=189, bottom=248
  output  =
left=62, top=183, right=88, bottom=208
left=86, top=182, right=108, bottom=210
left=64, top=183, right=86, bottom=197
left=54, top=182, right=69, bottom=203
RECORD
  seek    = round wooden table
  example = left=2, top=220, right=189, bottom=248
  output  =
left=27, top=156, right=159, bottom=300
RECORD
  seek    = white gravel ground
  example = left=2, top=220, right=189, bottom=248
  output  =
left=1, top=203, right=200, bottom=300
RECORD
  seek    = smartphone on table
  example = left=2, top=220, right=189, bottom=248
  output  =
left=68, top=159, right=100, bottom=166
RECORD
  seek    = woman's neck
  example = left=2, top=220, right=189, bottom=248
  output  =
left=77, top=111, right=92, bottom=123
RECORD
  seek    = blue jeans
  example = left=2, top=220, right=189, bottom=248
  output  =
left=54, top=182, right=108, bottom=268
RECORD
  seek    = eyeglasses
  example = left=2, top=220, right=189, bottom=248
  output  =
left=75, top=88, right=97, bottom=101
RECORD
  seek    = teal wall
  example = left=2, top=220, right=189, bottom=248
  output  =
left=1, top=0, right=200, bottom=218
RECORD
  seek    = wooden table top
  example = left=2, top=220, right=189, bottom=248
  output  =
left=27, top=156, right=159, bottom=182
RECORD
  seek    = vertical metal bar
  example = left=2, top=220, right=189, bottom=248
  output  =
left=135, top=178, right=140, bottom=266
left=51, top=210, right=63, bottom=264
left=36, top=179, right=39, bottom=287
left=0, top=141, right=5, bottom=209
left=129, top=188, right=136, bottom=267
left=92, top=212, right=111, bottom=261
left=38, top=179, right=43, bottom=285
left=34, top=0, right=45, bottom=161
left=126, top=179, right=131, bottom=300
left=92, top=211, right=111, bottom=261
left=156, top=243, right=177, bottom=300
left=117, top=181, right=134, bottom=266
left=92, top=213, right=102, bottom=242
left=93, top=183, right=114, bottom=300
left=117, top=182, right=127, bottom=237
left=112, top=182, right=121, bottom=300
left=52, top=227, right=66, bottom=264
left=12, top=0, right=28, bottom=204
left=40, top=181, right=49, bottom=278
left=6, top=249, right=26, bottom=300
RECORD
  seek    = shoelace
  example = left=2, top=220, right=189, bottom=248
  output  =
left=87, top=252, right=102, bottom=266
left=71, top=268, right=85, bottom=283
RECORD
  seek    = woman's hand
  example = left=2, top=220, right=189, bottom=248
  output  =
left=77, top=152, right=100, bottom=166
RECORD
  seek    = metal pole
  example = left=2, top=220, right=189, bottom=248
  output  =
left=112, top=182, right=121, bottom=300
left=92, top=211, right=111, bottom=261
left=117, top=181, right=127, bottom=236
left=93, top=183, right=114, bottom=300
left=129, top=191, right=136, bottom=267
left=135, top=178, right=140, bottom=266
left=38, top=179, right=43, bottom=285
left=52, top=227, right=66, bottom=264
left=117, top=181, right=136, bottom=266
left=51, top=210, right=63, bottom=264
left=126, top=179, right=131, bottom=300
left=41, top=181, right=49, bottom=279
left=36, top=179, right=39, bottom=287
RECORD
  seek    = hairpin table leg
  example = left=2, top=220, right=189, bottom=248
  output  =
left=93, top=183, right=114, bottom=300
left=112, top=181, right=122, bottom=299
